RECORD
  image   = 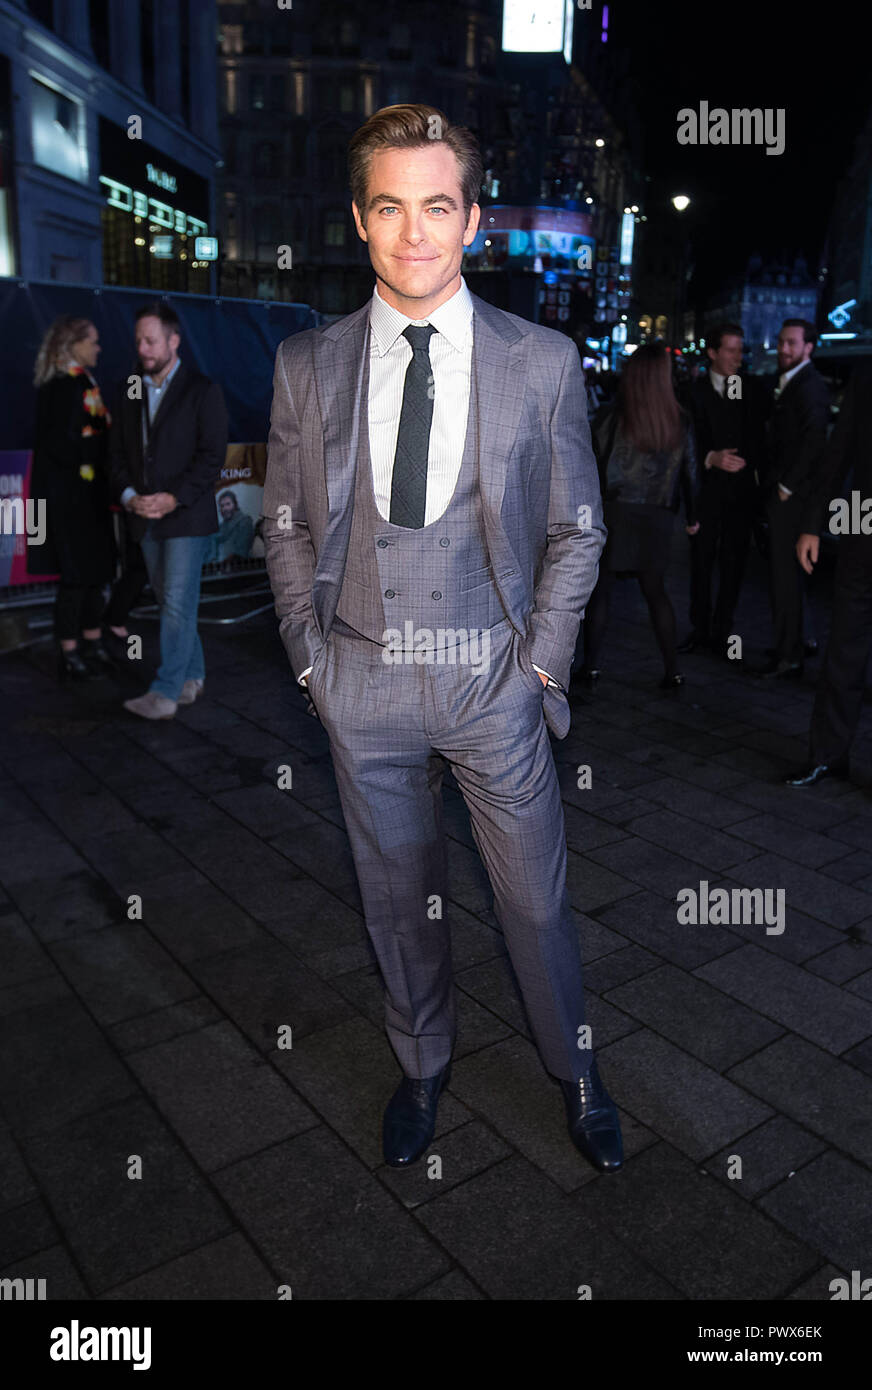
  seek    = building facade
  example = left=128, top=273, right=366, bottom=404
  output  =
left=704, top=254, right=819, bottom=367
left=0, top=0, right=221, bottom=290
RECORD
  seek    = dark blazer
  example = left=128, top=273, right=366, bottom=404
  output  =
left=801, top=364, right=872, bottom=535
left=690, top=373, right=768, bottom=504
left=27, top=371, right=116, bottom=582
left=764, top=360, right=831, bottom=500
left=108, top=359, right=228, bottom=541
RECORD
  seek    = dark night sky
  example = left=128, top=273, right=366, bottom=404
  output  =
left=608, top=0, right=870, bottom=296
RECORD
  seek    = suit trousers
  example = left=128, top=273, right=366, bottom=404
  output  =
left=767, top=491, right=807, bottom=663
left=688, top=493, right=752, bottom=644
left=305, top=616, right=590, bottom=1083
left=810, top=537, right=872, bottom=766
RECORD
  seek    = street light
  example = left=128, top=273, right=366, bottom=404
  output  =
left=671, top=194, right=690, bottom=212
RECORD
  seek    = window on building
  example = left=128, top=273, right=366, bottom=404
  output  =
left=88, top=0, right=110, bottom=69
left=26, top=0, right=54, bottom=28
left=318, top=131, right=346, bottom=183
left=388, top=23, right=411, bottom=59
left=221, top=24, right=243, bottom=55
left=339, top=81, right=356, bottom=114
left=30, top=76, right=87, bottom=183
left=269, top=74, right=285, bottom=111
left=249, top=75, right=265, bottom=110
left=224, top=69, right=238, bottom=115
left=291, top=124, right=308, bottom=176
left=139, top=0, right=156, bottom=104
left=339, top=18, right=359, bottom=53
left=386, top=80, right=410, bottom=105
left=324, top=208, right=347, bottom=246
left=293, top=72, right=306, bottom=116
left=256, top=203, right=281, bottom=261
left=254, top=142, right=277, bottom=178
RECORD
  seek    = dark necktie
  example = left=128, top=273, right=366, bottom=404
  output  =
left=390, top=323, right=437, bottom=528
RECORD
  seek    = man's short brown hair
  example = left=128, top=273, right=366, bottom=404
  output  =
left=348, top=104, right=483, bottom=222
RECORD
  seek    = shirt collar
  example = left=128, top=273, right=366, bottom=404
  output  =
left=709, top=370, right=726, bottom=394
left=779, top=358, right=809, bottom=390
left=145, top=356, right=182, bottom=391
left=370, top=277, right=473, bottom=356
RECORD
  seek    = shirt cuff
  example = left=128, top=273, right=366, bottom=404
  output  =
left=120, top=487, right=138, bottom=507
left=704, top=451, right=715, bottom=470
left=298, top=666, right=313, bottom=686
left=778, top=483, right=793, bottom=496
left=532, top=663, right=561, bottom=690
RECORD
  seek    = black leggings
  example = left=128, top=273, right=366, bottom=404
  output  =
left=584, top=568, right=678, bottom=678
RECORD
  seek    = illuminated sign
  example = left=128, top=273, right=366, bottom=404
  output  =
left=828, top=298, right=857, bottom=330
left=147, top=163, right=177, bottom=193
left=619, top=211, right=635, bottom=267
left=194, top=236, right=219, bottom=261
left=151, top=235, right=174, bottom=258
left=99, top=175, right=208, bottom=239
left=502, top=0, right=573, bottom=60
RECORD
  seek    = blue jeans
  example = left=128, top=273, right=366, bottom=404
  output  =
left=139, top=533, right=211, bottom=700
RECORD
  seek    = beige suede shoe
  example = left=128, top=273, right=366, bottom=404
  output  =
left=177, top=679, right=204, bottom=706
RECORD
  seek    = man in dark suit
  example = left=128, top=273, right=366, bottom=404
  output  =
left=759, top=318, right=831, bottom=678
left=109, top=302, right=228, bottom=719
left=679, top=322, right=766, bottom=658
left=262, top=104, right=621, bottom=1173
left=785, top=364, right=872, bottom=785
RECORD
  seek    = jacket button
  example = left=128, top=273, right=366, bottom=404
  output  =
left=384, top=589, right=395, bottom=598
left=431, top=590, right=442, bottom=600
left=377, top=539, right=388, bottom=548
left=439, top=537, right=450, bottom=546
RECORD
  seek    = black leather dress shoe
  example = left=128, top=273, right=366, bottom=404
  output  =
left=659, top=673, right=685, bottom=689
left=784, top=762, right=849, bottom=787
left=560, top=1057, right=623, bottom=1172
left=757, top=658, right=803, bottom=680
left=383, top=1063, right=451, bottom=1167
left=81, top=636, right=117, bottom=674
left=677, top=634, right=709, bottom=654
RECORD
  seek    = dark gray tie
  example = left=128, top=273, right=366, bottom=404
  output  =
left=390, top=323, right=437, bottom=528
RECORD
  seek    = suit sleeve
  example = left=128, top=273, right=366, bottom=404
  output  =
left=680, top=414, right=701, bottom=524
left=261, top=340, right=323, bottom=682
left=778, top=376, right=831, bottom=496
left=800, top=369, right=859, bottom=534
left=174, top=381, right=228, bottom=509
left=527, top=343, right=607, bottom=691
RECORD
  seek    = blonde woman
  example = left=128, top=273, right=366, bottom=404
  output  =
left=29, top=316, right=117, bottom=679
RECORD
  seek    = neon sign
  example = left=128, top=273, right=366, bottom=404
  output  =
left=99, top=175, right=208, bottom=238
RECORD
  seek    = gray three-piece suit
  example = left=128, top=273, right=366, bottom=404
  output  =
left=263, top=290, right=606, bottom=1082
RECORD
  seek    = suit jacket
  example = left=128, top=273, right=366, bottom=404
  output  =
left=763, top=361, right=831, bottom=500
left=261, top=292, right=606, bottom=741
left=801, top=364, right=872, bottom=536
left=691, top=373, right=767, bottom=506
left=108, top=360, right=228, bottom=541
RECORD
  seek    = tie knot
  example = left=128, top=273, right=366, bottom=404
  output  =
left=403, top=323, right=436, bottom=354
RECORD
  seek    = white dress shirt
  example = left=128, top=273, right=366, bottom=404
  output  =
left=299, top=278, right=556, bottom=689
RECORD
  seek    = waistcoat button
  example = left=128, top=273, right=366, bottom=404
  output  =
left=431, top=590, right=442, bottom=600
left=384, top=589, right=395, bottom=598
left=439, top=537, right=450, bottom=546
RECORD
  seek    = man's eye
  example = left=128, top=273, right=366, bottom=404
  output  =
left=428, top=207, right=447, bottom=215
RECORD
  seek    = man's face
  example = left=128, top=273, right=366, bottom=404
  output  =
left=707, top=333, right=743, bottom=379
left=776, top=325, right=812, bottom=374
left=219, top=495, right=236, bottom=520
left=351, top=142, right=480, bottom=316
left=136, top=317, right=179, bottom=376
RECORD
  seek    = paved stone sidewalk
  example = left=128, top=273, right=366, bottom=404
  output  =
left=1, top=540, right=871, bottom=1300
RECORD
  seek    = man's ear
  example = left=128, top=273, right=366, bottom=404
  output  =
left=351, top=201, right=368, bottom=243
left=462, top=201, right=481, bottom=247
left=169, top=330, right=181, bottom=355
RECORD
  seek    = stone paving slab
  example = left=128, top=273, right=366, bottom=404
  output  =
left=2, top=550, right=872, bottom=1299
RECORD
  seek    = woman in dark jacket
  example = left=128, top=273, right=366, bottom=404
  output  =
left=28, top=316, right=117, bottom=679
left=579, top=342, right=701, bottom=688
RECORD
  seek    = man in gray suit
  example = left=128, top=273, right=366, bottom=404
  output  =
left=263, top=105, right=622, bottom=1173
